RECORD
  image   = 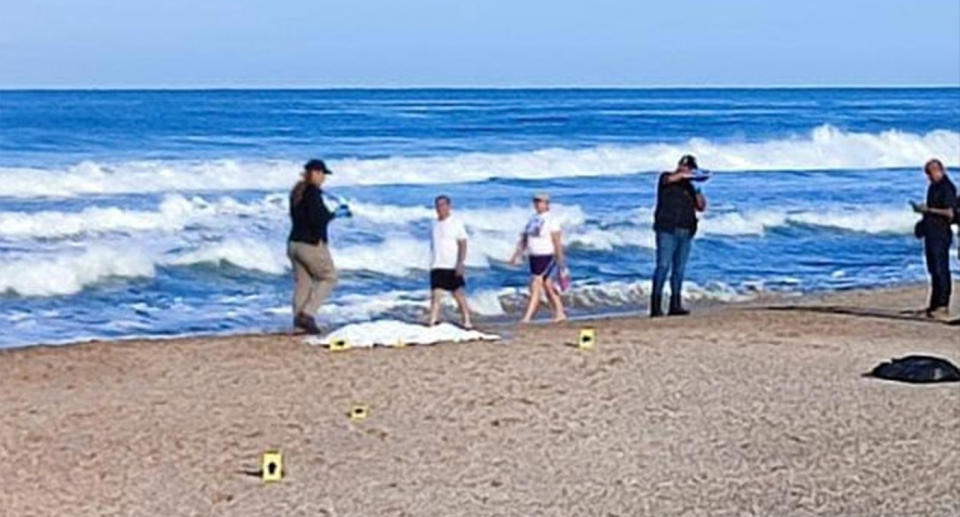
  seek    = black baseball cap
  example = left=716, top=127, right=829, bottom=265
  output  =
left=678, top=154, right=698, bottom=170
left=304, top=159, right=332, bottom=174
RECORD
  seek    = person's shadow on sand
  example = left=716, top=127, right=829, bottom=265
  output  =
left=764, top=305, right=959, bottom=325
left=764, top=305, right=960, bottom=383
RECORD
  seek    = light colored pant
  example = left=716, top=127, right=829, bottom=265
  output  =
left=287, top=241, right=338, bottom=317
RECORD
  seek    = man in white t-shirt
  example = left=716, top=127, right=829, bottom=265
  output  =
left=429, top=195, right=473, bottom=328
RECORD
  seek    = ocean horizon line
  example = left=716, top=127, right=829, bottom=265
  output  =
left=1, top=84, right=958, bottom=92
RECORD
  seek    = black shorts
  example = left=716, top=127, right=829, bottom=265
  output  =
left=430, top=269, right=466, bottom=291
left=529, top=255, right=556, bottom=277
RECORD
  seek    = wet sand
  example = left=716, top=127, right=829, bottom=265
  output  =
left=0, top=285, right=958, bottom=516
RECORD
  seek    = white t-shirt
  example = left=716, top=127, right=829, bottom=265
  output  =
left=523, top=212, right=561, bottom=256
left=431, top=215, right=468, bottom=269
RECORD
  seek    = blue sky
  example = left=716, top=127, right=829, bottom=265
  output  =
left=1, top=0, right=958, bottom=88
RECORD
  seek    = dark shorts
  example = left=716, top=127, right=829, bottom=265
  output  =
left=529, top=255, right=556, bottom=277
left=430, top=269, right=466, bottom=291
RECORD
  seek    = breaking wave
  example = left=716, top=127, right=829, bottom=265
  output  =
left=1, top=125, right=956, bottom=198
left=0, top=247, right=156, bottom=297
left=0, top=194, right=287, bottom=239
left=0, top=201, right=922, bottom=297
left=700, top=207, right=917, bottom=236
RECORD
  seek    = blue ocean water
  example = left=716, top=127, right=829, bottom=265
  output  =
left=0, top=88, right=958, bottom=347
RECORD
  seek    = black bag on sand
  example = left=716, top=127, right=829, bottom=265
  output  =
left=866, top=355, right=960, bottom=383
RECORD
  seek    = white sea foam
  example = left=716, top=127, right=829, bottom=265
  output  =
left=0, top=200, right=918, bottom=300
left=699, top=210, right=789, bottom=236
left=0, top=237, right=286, bottom=297
left=0, top=194, right=590, bottom=257
left=163, top=238, right=289, bottom=275
left=348, top=201, right=586, bottom=231
left=316, top=291, right=428, bottom=322
left=0, top=193, right=286, bottom=239
left=467, top=289, right=509, bottom=316
left=164, top=232, right=501, bottom=278
left=0, top=205, right=181, bottom=239
left=331, top=236, right=431, bottom=276
left=312, top=287, right=506, bottom=325
left=0, top=232, right=502, bottom=298
left=493, top=279, right=754, bottom=310
left=788, top=208, right=915, bottom=234
left=346, top=201, right=435, bottom=225
left=309, top=279, right=758, bottom=324
left=0, top=247, right=156, bottom=297
left=0, top=204, right=916, bottom=300
left=567, top=227, right=657, bottom=250
left=1, top=126, right=955, bottom=198
left=699, top=207, right=915, bottom=236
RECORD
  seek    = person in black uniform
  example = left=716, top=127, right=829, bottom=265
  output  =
left=912, top=158, right=957, bottom=320
left=651, top=155, right=707, bottom=317
left=287, top=159, right=351, bottom=334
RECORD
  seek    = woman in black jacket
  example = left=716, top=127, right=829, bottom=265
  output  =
left=288, top=159, right=349, bottom=334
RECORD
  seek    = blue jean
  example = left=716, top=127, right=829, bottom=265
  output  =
left=651, top=228, right=693, bottom=314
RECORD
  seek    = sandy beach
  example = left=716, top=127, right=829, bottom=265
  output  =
left=1, top=285, right=957, bottom=516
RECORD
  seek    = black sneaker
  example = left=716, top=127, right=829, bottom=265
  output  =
left=294, top=313, right=323, bottom=335
left=668, top=308, right=690, bottom=316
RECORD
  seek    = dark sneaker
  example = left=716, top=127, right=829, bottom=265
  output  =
left=294, top=313, right=323, bottom=335
left=668, top=308, right=691, bottom=316
left=650, top=310, right=664, bottom=318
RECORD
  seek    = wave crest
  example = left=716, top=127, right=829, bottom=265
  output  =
left=1, top=125, right=956, bottom=198
left=0, top=194, right=286, bottom=239
left=0, top=247, right=155, bottom=297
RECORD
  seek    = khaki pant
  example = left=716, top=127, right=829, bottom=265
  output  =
left=287, top=241, right=338, bottom=317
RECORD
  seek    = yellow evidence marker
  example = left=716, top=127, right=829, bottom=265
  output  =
left=329, top=338, right=351, bottom=352
left=348, top=404, right=369, bottom=421
left=261, top=450, right=283, bottom=483
left=578, top=328, right=596, bottom=350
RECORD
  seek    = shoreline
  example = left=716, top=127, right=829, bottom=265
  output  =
left=1, top=283, right=957, bottom=515
left=0, top=281, right=935, bottom=353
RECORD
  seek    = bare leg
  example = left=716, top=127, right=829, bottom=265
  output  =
left=452, top=288, right=473, bottom=329
left=543, top=278, right=567, bottom=322
left=428, top=289, right=443, bottom=326
left=521, top=275, right=544, bottom=323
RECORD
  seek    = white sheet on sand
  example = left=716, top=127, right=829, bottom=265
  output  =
left=305, top=320, right=500, bottom=348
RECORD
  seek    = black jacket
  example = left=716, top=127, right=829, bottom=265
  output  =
left=653, top=173, right=699, bottom=234
left=288, top=183, right=335, bottom=245
left=922, top=175, right=957, bottom=238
